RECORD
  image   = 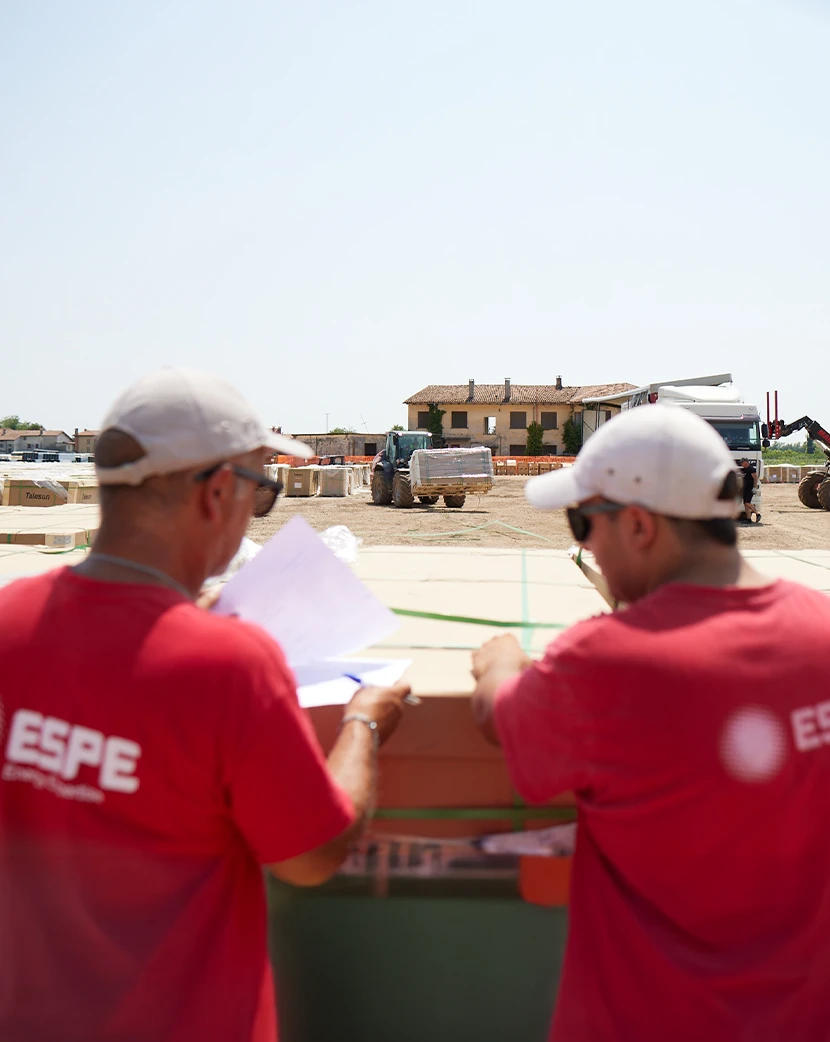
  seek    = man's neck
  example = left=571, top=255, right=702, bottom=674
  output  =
left=656, top=545, right=770, bottom=592
left=77, top=525, right=205, bottom=598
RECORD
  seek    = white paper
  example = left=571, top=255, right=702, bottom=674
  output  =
left=296, top=658, right=411, bottom=708
left=216, top=516, right=399, bottom=668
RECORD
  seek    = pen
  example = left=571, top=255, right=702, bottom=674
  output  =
left=343, top=673, right=421, bottom=706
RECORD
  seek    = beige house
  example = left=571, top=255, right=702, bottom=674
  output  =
left=404, top=378, right=635, bottom=455
left=74, top=429, right=100, bottom=453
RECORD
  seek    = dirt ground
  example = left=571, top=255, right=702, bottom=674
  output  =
left=248, top=480, right=829, bottom=550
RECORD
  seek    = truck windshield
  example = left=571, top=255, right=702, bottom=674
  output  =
left=396, top=433, right=432, bottom=462
left=708, top=421, right=761, bottom=452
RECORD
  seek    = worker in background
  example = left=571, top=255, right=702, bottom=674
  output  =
left=470, top=405, right=830, bottom=1042
left=739, top=456, right=760, bottom=523
left=0, top=368, right=410, bottom=1042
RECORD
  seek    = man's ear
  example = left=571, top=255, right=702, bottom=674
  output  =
left=196, top=465, right=235, bottom=521
left=625, top=505, right=659, bottom=549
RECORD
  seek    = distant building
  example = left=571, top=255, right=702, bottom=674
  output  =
left=0, top=428, right=74, bottom=453
left=404, top=378, right=635, bottom=455
left=74, top=429, right=99, bottom=453
left=288, top=433, right=388, bottom=458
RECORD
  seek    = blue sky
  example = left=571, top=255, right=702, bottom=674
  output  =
left=1, top=0, right=828, bottom=436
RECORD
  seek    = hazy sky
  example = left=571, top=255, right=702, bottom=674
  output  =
left=2, top=0, right=828, bottom=436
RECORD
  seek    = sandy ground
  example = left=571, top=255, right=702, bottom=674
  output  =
left=248, top=480, right=829, bottom=550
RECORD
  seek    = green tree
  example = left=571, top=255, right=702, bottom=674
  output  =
left=426, top=403, right=446, bottom=447
left=562, top=416, right=583, bottom=456
left=328, top=426, right=357, bottom=434
left=525, top=421, right=545, bottom=456
left=390, top=424, right=405, bottom=431
left=0, top=415, right=42, bottom=430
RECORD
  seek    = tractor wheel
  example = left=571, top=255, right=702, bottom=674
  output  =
left=419, top=495, right=439, bottom=505
left=443, top=494, right=466, bottom=508
left=798, top=472, right=827, bottom=509
left=392, top=472, right=414, bottom=508
left=371, top=469, right=392, bottom=505
left=817, top=480, right=830, bottom=512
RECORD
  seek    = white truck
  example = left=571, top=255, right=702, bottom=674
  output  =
left=583, top=373, right=765, bottom=518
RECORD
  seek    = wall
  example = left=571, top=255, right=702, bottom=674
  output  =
left=406, top=402, right=577, bottom=455
left=291, top=433, right=388, bottom=457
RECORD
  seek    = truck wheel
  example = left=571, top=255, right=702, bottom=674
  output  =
left=798, top=472, right=827, bottom=509
left=392, top=472, right=414, bottom=508
left=443, top=494, right=466, bottom=508
left=419, top=496, right=439, bottom=505
left=817, top=480, right=830, bottom=512
left=371, top=470, right=392, bottom=505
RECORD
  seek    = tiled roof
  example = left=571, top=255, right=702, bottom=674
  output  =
left=0, top=429, right=27, bottom=440
left=404, top=382, right=636, bottom=405
left=77, top=430, right=99, bottom=437
left=41, top=430, right=71, bottom=438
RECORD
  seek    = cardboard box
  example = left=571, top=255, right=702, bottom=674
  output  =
left=7, top=530, right=89, bottom=548
left=285, top=466, right=320, bottom=497
left=1, top=479, right=68, bottom=508
left=61, top=481, right=99, bottom=505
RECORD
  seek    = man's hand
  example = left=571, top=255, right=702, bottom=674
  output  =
left=345, top=682, right=411, bottom=746
left=471, top=636, right=531, bottom=747
left=472, top=634, right=532, bottom=681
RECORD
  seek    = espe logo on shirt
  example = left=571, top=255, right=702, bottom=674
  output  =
left=1, top=707, right=141, bottom=804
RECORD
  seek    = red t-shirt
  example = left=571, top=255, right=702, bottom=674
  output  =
left=0, top=568, right=354, bottom=1042
left=495, top=580, right=830, bottom=1042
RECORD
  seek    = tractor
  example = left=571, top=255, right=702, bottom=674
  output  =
left=764, top=406, right=830, bottom=509
left=774, top=419, right=830, bottom=510
left=370, top=431, right=468, bottom=509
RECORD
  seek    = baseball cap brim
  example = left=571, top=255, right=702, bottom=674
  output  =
left=524, top=467, right=584, bottom=511
left=264, top=431, right=314, bottom=459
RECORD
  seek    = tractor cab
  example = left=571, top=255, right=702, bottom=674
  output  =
left=386, top=430, right=432, bottom=468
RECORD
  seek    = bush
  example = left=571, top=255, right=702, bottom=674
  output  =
left=525, top=421, right=545, bottom=456
left=562, top=416, right=582, bottom=456
left=426, top=403, right=446, bottom=447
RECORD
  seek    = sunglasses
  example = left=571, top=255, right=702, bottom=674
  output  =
left=194, top=463, right=284, bottom=517
left=566, top=502, right=627, bottom=543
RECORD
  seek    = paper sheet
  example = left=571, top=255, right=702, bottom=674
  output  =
left=296, top=658, right=411, bottom=708
left=216, top=516, right=400, bottom=668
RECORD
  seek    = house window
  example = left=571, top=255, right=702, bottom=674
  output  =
left=509, top=411, right=527, bottom=429
left=450, top=411, right=468, bottom=429
left=510, top=444, right=526, bottom=456
left=605, top=410, right=613, bottom=423
left=417, top=411, right=431, bottom=429
left=484, top=416, right=496, bottom=435
left=541, top=411, right=558, bottom=430
left=546, top=444, right=558, bottom=455
left=364, top=442, right=377, bottom=456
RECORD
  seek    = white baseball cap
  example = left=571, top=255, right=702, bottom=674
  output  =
left=525, top=404, right=739, bottom=519
left=96, top=367, right=312, bottom=486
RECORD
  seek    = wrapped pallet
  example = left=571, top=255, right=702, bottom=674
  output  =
left=319, top=467, right=352, bottom=497
left=409, top=447, right=494, bottom=493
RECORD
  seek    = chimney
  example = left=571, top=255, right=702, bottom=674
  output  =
left=74, top=427, right=79, bottom=452
left=504, top=377, right=511, bottom=402
left=555, top=375, right=563, bottom=391
left=468, top=378, right=475, bottom=402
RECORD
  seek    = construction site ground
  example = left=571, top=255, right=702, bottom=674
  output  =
left=248, top=480, right=826, bottom=551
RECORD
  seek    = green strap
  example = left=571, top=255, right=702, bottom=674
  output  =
left=391, top=607, right=565, bottom=630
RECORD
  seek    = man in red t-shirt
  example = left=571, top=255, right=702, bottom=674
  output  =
left=0, top=368, right=410, bottom=1042
left=471, top=405, right=830, bottom=1042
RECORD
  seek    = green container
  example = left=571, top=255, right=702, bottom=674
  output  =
left=268, top=877, right=566, bottom=1042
